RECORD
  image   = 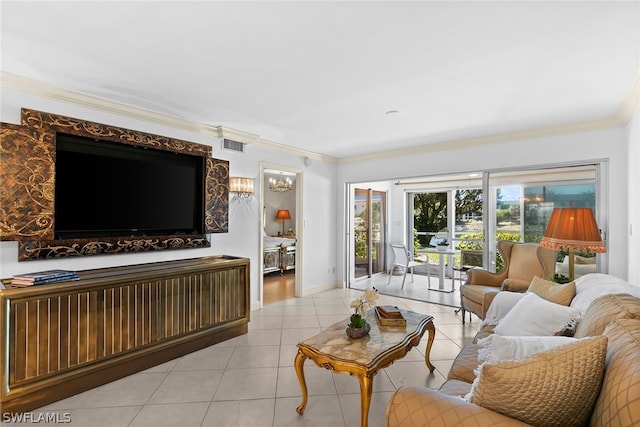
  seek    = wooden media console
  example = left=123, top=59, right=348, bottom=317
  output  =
left=0, top=255, right=250, bottom=414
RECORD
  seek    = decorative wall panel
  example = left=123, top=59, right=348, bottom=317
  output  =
left=0, top=123, right=55, bottom=241
left=0, top=109, right=230, bottom=260
left=21, top=109, right=211, bottom=156
left=18, top=235, right=210, bottom=261
left=205, top=158, right=229, bottom=233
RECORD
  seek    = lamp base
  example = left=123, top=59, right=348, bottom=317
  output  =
left=568, top=248, right=575, bottom=281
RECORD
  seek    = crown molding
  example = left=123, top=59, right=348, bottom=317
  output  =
left=2, top=70, right=637, bottom=166
left=0, top=71, right=334, bottom=162
left=0, top=72, right=220, bottom=139
left=336, top=115, right=624, bottom=165
left=338, top=71, right=640, bottom=165
left=255, top=136, right=333, bottom=162
left=216, top=126, right=259, bottom=145
left=617, top=70, right=640, bottom=123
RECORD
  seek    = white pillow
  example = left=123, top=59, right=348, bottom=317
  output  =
left=477, top=334, right=580, bottom=364
left=494, top=292, right=580, bottom=336
left=481, top=291, right=525, bottom=327
left=571, top=273, right=640, bottom=315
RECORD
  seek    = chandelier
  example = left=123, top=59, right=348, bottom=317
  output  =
left=269, top=173, right=293, bottom=192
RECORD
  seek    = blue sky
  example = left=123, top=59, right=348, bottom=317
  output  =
left=499, top=186, right=520, bottom=201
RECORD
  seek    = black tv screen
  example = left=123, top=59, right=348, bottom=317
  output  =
left=54, top=133, right=205, bottom=240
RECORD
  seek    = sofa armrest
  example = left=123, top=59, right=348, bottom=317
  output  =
left=386, top=386, right=530, bottom=427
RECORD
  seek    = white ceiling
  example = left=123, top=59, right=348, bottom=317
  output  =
left=1, top=1, right=638, bottom=159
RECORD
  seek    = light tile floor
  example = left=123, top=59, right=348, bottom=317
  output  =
left=32, top=286, right=480, bottom=427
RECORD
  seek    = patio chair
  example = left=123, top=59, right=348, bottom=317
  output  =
left=388, top=243, right=431, bottom=289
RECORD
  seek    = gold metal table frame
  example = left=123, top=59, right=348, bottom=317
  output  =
left=294, top=309, right=435, bottom=427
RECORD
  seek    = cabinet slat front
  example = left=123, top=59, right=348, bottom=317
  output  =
left=0, top=256, right=249, bottom=414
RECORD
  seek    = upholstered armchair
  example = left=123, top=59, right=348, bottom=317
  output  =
left=459, top=241, right=556, bottom=323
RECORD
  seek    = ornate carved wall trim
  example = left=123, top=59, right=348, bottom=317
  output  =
left=0, top=109, right=229, bottom=261
left=21, top=109, right=212, bottom=156
left=0, top=123, right=56, bottom=241
left=205, top=158, right=229, bottom=233
left=18, top=235, right=210, bottom=261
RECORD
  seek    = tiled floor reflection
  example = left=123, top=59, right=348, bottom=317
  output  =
left=35, top=288, right=479, bottom=426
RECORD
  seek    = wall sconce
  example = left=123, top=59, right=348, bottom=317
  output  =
left=229, top=177, right=254, bottom=201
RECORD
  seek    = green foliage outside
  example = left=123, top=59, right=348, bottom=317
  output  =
left=457, top=232, right=521, bottom=271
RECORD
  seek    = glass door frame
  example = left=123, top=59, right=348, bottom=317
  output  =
left=353, top=187, right=387, bottom=280
left=347, top=184, right=389, bottom=285
left=399, top=161, right=608, bottom=275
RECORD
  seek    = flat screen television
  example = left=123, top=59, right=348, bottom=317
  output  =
left=54, top=133, right=205, bottom=240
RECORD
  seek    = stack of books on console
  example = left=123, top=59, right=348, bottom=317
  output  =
left=10, top=269, right=79, bottom=287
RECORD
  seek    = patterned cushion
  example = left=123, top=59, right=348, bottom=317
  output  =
left=574, top=294, right=640, bottom=338
left=528, top=276, right=576, bottom=306
left=447, top=344, right=479, bottom=383
left=469, top=336, right=607, bottom=427
left=589, top=319, right=640, bottom=427
left=386, top=386, right=531, bottom=427
left=438, top=379, right=473, bottom=398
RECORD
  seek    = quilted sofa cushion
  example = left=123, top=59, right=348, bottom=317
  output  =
left=468, top=336, right=607, bottom=427
left=574, top=294, right=640, bottom=338
left=590, top=318, right=640, bottom=427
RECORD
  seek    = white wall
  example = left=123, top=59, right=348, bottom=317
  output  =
left=0, top=88, right=338, bottom=305
left=337, top=125, right=630, bottom=283
left=628, top=106, right=639, bottom=285
left=1, top=86, right=635, bottom=300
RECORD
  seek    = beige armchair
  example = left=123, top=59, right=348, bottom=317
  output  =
left=459, top=241, right=556, bottom=323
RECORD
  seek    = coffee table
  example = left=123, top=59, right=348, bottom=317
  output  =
left=294, top=308, right=435, bottom=427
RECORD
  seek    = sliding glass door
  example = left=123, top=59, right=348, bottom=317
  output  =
left=401, top=163, right=605, bottom=277
left=354, top=188, right=387, bottom=279
left=486, top=165, right=599, bottom=273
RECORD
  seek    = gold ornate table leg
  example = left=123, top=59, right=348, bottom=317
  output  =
left=357, top=373, right=374, bottom=427
left=424, top=321, right=436, bottom=373
left=294, top=349, right=308, bottom=415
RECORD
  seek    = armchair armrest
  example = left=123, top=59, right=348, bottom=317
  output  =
left=465, top=267, right=506, bottom=287
left=500, top=278, right=531, bottom=292
left=386, top=386, right=530, bottom=427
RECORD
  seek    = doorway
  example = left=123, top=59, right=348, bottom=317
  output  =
left=353, top=187, right=387, bottom=280
left=260, top=163, right=303, bottom=306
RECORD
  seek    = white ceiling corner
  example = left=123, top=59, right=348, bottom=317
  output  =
left=0, top=1, right=638, bottom=160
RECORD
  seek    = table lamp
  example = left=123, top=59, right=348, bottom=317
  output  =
left=276, top=209, right=291, bottom=235
left=539, top=204, right=605, bottom=280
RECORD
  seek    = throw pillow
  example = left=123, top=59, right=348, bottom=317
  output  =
left=571, top=273, right=640, bottom=315
left=528, top=276, right=576, bottom=306
left=494, top=292, right=580, bottom=336
left=477, top=334, right=579, bottom=364
left=468, top=335, right=607, bottom=427
left=481, top=291, right=525, bottom=327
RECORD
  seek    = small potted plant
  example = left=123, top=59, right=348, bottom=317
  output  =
left=437, top=239, right=449, bottom=251
left=346, top=289, right=379, bottom=338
